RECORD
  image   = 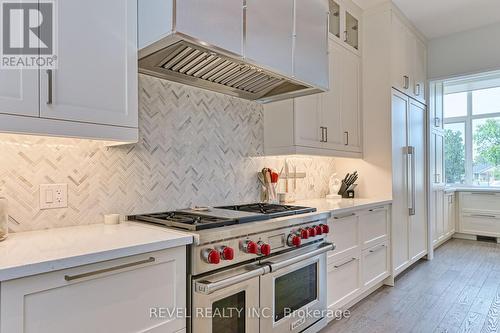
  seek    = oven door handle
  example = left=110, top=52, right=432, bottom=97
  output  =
left=268, top=242, right=335, bottom=272
left=194, top=266, right=270, bottom=295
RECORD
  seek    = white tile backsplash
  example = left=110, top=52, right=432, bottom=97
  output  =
left=0, top=75, right=336, bottom=232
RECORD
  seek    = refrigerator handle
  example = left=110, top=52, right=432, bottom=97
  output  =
left=404, top=146, right=416, bottom=216
left=409, top=146, right=416, bottom=216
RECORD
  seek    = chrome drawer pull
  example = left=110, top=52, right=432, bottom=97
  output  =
left=334, top=213, right=356, bottom=219
left=269, top=242, right=335, bottom=272
left=369, top=244, right=386, bottom=253
left=470, top=214, right=497, bottom=219
left=334, top=257, right=356, bottom=269
left=369, top=207, right=386, bottom=212
left=470, top=192, right=497, bottom=196
left=64, top=257, right=155, bottom=281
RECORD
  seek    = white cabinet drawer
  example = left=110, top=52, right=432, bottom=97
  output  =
left=327, top=255, right=361, bottom=311
left=326, top=213, right=359, bottom=262
left=362, top=241, right=389, bottom=288
left=1, top=247, right=186, bottom=333
left=460, top=192, right=500, bottom=212
left=359, top=207, right=389, bottom=249
left=461, top=213, right=500, bottom=237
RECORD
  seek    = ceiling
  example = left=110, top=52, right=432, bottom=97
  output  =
left=353, top=0, right=500, bottom=39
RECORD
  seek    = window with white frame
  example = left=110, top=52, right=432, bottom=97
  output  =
left=444, top=75, right=500, bottom=187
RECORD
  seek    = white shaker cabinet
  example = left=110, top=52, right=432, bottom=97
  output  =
left=40, top=0, right=138, bottom=128
left=390, top=12, right=427, bottom=104
left=1, top=247, right=186, bottom=333
left=328, top=0, right=362, bottom=54
left=264, top=38, right=362, bottom=158
left=339, top=42, right=361, bottom=150
left=326, top=205, right=391, bottom=314
left=0, top=69, right=38, bottom=117
left=0, top=0, right=138, bottom=143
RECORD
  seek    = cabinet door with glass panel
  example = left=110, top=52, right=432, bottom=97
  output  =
left=328, top=0, right=361, bottom=53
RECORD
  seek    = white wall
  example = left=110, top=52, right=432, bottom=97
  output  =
left=428, top=22, right=500, bottom=80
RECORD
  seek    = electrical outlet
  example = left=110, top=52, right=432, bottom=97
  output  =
left=40, top=184, right=68, bottom=209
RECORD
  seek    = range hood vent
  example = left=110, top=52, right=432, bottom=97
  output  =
left=139, top=41, right=309, bottom=102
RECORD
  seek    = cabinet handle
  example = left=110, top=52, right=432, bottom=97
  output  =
left=325, top=127, right=328, bottom=142
left=369, top=206, right=386, bottom=212
left=369, top=244, right=386, bottom=253
left=434, top=117, right=441, bottom=127
left=334, top=257, right=357, bottom=269
left=320, top=127, right=325, bottom=142
left=403, top=75, right=409, bottom=89
left=470, top=214, right=497, bottom=219
left=64, top=257, right=155, bottom=281
left=415, top=83, right=421, bottom=96
left=470, top=192, right=497, bottom=196
left=344, top=131, right=349, bottom=146
left=46, top=69, right=53, bottom=105
left=333, top=212, right=356, bottom=219
left=434, top=174, right=441, bottom=184
left=344, top=31, right=348, bottom=42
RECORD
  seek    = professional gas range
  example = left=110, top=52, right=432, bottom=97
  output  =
left=132, top=203, right=334, bottom=333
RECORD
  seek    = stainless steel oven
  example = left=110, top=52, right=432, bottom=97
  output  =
left=192, top=263, right=269, bottom=333
left=260, top=243, right=329, bottom=333
left=191, top=242, right=333, bottom=333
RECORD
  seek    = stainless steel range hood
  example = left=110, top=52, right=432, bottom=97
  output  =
left=138, top=0, right=329, bottom=103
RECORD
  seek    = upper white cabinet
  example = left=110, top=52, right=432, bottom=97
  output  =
left=0, top=69, right=38, bottom=117
left=391, top=12, right=427, bottom=104
left=177, top=0, right=243, bottom=56
left=294, top=0, right=329, bottom=89
left=264, top=38, right=362, bottom=157
left=345, top=12, right=359, bottom=50
left=328, top=0, right=361, bottom=53
left=246, top=0, right=294, bottom=76
left=0, top=0, right=138, bottom=143
left=40, top=0, right=138, bottom=128
left=429, top=81, right=444, bottom=131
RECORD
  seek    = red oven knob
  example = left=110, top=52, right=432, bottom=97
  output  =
left=258, top=242, right=271, bottom=256
left=287, top=234, right=301, bottom=247
left=220, top=246, right=234, bottom=260
left=299, top=228, right=309, bottom=239
left=314, top=225, right=323, bottom=235
left=320, top=224, right=330, bottom=234
left=242, top=240, right=258, bottom=254
left=307, top=227, right=316, bottom=238
left=203, top=249, right=220, bottom=264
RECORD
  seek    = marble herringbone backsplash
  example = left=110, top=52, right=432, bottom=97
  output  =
left=0, top=75, right=336, bottom=232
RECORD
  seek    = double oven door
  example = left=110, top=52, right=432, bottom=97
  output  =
left=191, top=242, right=332, bottom=333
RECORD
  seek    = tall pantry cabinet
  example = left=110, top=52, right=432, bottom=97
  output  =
left=362, top=3, right=428, bottom=276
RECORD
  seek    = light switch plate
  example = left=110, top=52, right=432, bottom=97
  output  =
left=40, top=184, right=68, bottom=209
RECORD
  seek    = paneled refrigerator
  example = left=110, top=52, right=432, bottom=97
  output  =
left=391, top=88, right=427, bottom=276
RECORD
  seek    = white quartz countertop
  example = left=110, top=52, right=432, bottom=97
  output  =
left=295, top=197, right=392, bottom=215
left=445, top=187, right=500, bottom=193
left=0, top=222, right=193, bottom=281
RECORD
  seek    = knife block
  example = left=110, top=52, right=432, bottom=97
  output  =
left=342, top=190, right=355, bottom=198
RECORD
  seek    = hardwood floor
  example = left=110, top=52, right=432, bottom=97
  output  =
left=322, top=239, right=500, bottom=333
